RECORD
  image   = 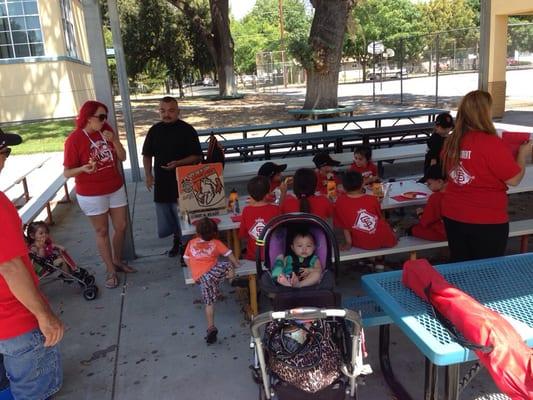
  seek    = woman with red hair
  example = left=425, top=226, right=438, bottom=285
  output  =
left=63, top=100, right=136, bottom=289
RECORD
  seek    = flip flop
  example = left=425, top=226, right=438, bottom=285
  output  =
left=114, top=262, right=138, bottom=273
left=105, top=272, right=119, bottom=289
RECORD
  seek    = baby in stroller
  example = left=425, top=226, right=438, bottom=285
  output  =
left=26, top=221, right=98, bottom=301
left=251, top=214, right=371, bottom=400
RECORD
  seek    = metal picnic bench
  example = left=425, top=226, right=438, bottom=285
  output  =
left=287, top=104, right=357, bottom=119
left=1, top=157, right=50, bottom=205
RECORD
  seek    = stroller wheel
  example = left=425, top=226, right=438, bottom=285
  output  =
left=77, top=268, right=89, bottom=279
left=84, top=275, right=96, bottom=286
left=83, top=285, right=98, bottom=301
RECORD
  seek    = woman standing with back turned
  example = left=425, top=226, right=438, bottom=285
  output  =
left=441, top=90, right=531, bottom=261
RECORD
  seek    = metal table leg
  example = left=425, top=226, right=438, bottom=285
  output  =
left=444, top=364, right=460, bottom=400
left=424, top=359, right=438, bottom=400
left=379, top=325, right=414, bottom=400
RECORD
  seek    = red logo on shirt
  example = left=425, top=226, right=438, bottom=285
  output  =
left=353, top=209, right=377, bottom=234
left=449, top=162, right=474, bottom=186
left=249, top=218, right=266, bottom=239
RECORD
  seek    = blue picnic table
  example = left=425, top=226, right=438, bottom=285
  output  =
left=362, top=253, right=533, bottom=400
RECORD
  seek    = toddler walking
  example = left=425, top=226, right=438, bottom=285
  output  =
left=183, top=217, right=240, bottom=344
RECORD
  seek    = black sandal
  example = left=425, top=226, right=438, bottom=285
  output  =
left=205, top=327, right=218, bottom=344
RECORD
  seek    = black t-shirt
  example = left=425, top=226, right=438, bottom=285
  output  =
left=424, top=132, right=446, bottom=170
left=142, top=119, right=202, bottom=203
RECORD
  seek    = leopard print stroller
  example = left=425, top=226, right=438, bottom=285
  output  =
left=250, top=213, right=371, bottom=400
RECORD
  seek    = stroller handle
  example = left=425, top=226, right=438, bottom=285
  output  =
left=250, top=308, right=362, bottom=338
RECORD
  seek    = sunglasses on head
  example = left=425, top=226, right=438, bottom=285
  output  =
left=0, top=147, right=12, bottom=158
left=93, top=114, right=107, bottom=122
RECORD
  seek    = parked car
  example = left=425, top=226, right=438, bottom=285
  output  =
left=202, top=77, right=215, bottom=86
left=367, top=66, right=408, bottom=80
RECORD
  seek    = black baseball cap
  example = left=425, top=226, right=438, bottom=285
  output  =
left=313, top=151, right=341, bottom=168
left=419, top=164, right=446, bottom=183
left=0, top=127, right=22, bottom=151
left=435, top=113, right=454, bottom=129
left=258, top=162, right=287, bottom=178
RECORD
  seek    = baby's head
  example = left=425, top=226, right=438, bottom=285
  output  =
left=312, top=151, right=340, bottom=175
left=290, top=231, right=316, bottom=259
left=196, top=217, right=218, bottom=241
left=353, top=145, right=372, bottom=168
left=247, top=175, right=270, bottom=202
left=342, top=170, right=364, bottom=193
left=26, top=221, right=49, bottom=243
left=420, top=165, right=446, bottom=192
left=434, top=112, right=454, bottom=137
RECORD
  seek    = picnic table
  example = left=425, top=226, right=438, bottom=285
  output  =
left=361, top=253, right=533, bottom=400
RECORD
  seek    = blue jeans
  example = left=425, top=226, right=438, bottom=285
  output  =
left=0, top=329, right=62, bottom=400
left=155, top=202, right=182, bottom=239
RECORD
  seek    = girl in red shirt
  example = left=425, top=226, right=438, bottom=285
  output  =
left=441, top=90, right=531, bottom=261
left=280, top=168, right=333, bottom=220
left=334, top=171, right=397, bottom=253
left=349, top=145, right=379, bottom=185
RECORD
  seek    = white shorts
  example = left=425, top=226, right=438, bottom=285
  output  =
left=76, top=186, right=128, bottom=216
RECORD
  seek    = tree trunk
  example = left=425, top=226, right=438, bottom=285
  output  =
left=210, top=0, right=236, bottom=97
left=303, top=0, right=355, bottom=109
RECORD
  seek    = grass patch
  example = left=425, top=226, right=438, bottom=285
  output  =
left=3, top=119, right=75, bottom=155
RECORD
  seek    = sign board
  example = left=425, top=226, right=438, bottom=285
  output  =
left=367, top=41, right=384, bottom=55
left=176, top=163, right=226, bottom=221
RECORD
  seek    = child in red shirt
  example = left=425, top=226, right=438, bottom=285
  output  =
left=334, top=170, right=397, bottom=252
left=239, top=176, right=280, bottom=260
left=349, top=145, right=379, bottom=184
left=312, top=151, right=341, bottom=197
left=280, top=168, right=333, bottom=220
left=409, top=165, right=447, bottom=241
left=183, top=217, right=240, bottom=344
left=258, top=161, right=287, bottom=203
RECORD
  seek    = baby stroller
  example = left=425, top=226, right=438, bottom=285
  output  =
left=29, top=249, right=99, bottom=301
left=250, top=213, right=371, bottom=400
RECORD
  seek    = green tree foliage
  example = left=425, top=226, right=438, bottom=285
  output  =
left=508, top=16, right=533, bottom=57
left=232, top=0, right=312, bottom=74
left=344, top=0, right=425, bottom=79
left=117, top=0, right=194, bottom=93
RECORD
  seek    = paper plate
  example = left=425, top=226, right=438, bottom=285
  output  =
left=401, top=191, right=428, bottom=199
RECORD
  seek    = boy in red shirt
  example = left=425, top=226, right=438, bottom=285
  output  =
left=334, top=170, right=397, bottom=254
left=409, top=165, right=447, bottom=241
left=349, top=145, right=379, bottom=184
left=239, top=176, right=280, bottom=260
left=183, top=217, right=240, bottom=344
left=312, top=151, right=341, bottom=197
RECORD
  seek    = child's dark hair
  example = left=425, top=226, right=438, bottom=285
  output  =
left=293, top=168, right=317, bottom=213
left=196, top=217, right=218, bottom=241
left=354, top=145, right=372, bottom=161
left=25, top=221, right=49, bottom=244
left=287, top=224, right=315, bottom=249
left=247, top=175, right=270, bottom=201
left=342, top=170, right=364, bottom=192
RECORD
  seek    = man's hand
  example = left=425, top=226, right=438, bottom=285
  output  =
left=37, top=311, right=64, bottom=347
left=161, top=160, right=179, bottom=170
left=145, top=174, right=154, bottom=191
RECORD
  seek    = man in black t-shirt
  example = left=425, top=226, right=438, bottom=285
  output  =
left=142, top=97, right=202, bottom=259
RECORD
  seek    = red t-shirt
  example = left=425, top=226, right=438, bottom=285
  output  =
left=411, top=191, right=446, bottom=241
left=315, top=171, right=341, bottom=195
left=349, top=161, right=378, bottom=181
left=239, top=204, right=280, bottom=260
left=184, top=238, right=232, bottom=281
left=280, top=194, right=333, bottom=220
left=442, top=131, right=521, bottom=224
left=334, top=193, right=397, bottom=249
left=63, top=124, right=124, bottom=196
left=0, top=192, right=40, bottom=339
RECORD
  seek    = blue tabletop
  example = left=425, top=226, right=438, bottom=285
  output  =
left=361, top=253, right=533, bottom=366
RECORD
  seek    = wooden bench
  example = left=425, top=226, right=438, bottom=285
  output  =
left=1, top=157, right=50, bottom=204
left=223, top=143, right=427, bottom=183
left=339, top=219, right=533, bottom=263
left=18, top=174, right=71, bottom=225
left=183, top=259, right=259, bottom=316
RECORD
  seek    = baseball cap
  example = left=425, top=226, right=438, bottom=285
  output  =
left=419, top=164, right=446, bottom=183
left=0, top=127, right=22, bottom=151
left=435, top=113, right=454, bottom=129
left=258, top=162, right=287, bottom=178
left=312, top=151, right=341, bottom=168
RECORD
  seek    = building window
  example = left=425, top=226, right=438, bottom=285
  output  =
left=0, top=0, right=45, bottom=59
left=60, top=0, right=77, bottom=58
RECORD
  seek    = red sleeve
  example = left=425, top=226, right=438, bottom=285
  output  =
left=63, top=131, right=80, bottom=169
left=333, top=196, right=348, bottom=228
left=486, top=136, right=521, bottom=182
left=419, top=193, right=442, bottom=227
left=215, top=239, right=231, bottom=256
left=0, top=194, right=28, bottom=264
left=239, top=208, right=249, bottom=239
